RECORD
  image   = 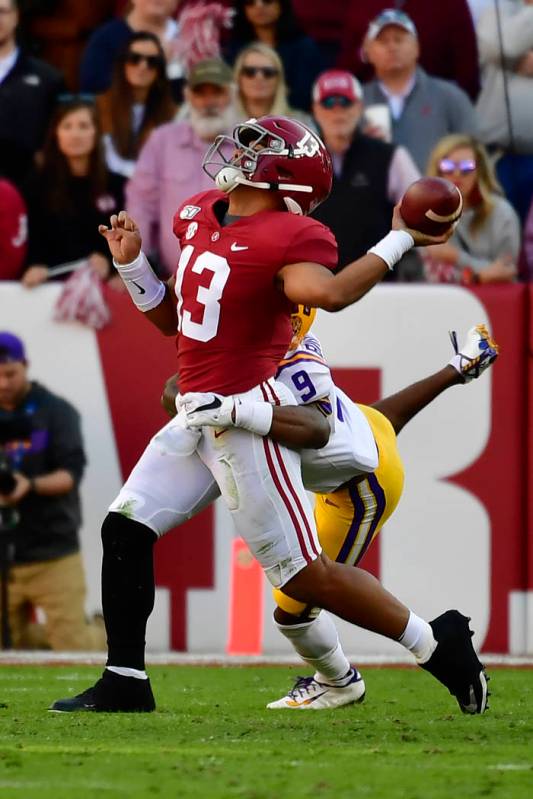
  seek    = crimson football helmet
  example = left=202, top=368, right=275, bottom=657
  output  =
left=202, top=116, right=333, bottom=215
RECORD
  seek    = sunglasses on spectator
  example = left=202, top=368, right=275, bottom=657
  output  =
left=240, top=65, right=279, bottom=79
left=125, top=52, right=163, bottom=69
left=319, top=95, right=355, bottom=109
left=244, top=0, right=277, bottom=6
left=438, top=158, right=477, bottom=175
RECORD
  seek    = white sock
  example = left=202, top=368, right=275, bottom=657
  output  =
left=398, top=611, right=437, bottom=664
left=275, top=612, right=352, bottom=685
left=106, top=666, right=148, bottom=680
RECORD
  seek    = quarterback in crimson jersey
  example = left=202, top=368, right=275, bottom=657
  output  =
left=52, top=116, right=489, bottom=718
left=172, top=189, right=337, bottom=394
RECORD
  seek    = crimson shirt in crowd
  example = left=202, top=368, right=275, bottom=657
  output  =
left=0, top=178, right=27, bottom=279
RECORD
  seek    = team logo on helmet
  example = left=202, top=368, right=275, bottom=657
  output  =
left=295, top=132, right=320, bottom=157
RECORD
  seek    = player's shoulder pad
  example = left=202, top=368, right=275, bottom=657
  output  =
left=173, top=190, right=224, bottom=238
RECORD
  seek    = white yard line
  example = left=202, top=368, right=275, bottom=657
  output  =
left=1, top=652, right=533, bottom=667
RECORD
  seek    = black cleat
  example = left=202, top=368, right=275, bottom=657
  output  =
left=49, top=669, right=156, bottom=713
left=420, top=610, right=489, bottom=714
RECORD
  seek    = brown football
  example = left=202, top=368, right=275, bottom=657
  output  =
left=400, top=177, right=463, bottom=236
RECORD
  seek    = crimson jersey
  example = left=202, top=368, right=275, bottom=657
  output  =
left=172, top=189, right=338, bottom=394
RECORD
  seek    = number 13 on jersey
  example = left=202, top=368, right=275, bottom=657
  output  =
left=175, top=245, right=231, bottom=342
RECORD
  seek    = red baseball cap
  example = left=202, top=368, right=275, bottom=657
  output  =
left=313, top=70, right=363, bottom=104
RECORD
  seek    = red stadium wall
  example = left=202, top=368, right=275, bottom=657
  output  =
left=451, top=286, right=528, bottom=652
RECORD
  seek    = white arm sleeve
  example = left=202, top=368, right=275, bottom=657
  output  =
left=113, top=251, right=167, bottom=312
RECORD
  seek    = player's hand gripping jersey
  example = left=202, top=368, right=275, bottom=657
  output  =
left=172, top=190, right=337, bottom=395
left=275, top=333, right=379, bottom=493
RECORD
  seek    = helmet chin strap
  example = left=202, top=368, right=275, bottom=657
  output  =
left=215, top=167, right=305, bottom=215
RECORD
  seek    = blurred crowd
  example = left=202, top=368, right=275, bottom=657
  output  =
left=1, top=0, right=533, bottom=287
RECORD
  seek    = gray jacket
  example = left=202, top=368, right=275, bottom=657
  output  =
left=363, top=67, right=477, bottom=172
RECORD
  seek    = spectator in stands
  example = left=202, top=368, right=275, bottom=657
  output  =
left=126, top=58, right=235, bottom=276
left=0, top=0, right=63, bottom=187
left=96, top=31, right=177, bottom=189
left=0, top=332, right=104, bottom=650
left=310, top=69, right=421, bottom=279
left=80, top=0, right=185, bottom=100
left=22, top=99, right=123, bottom=288
left=423, top=134, right=519, bottom=284
left=233, top=41, right=313, bottom=127
left=361, top=9, right=477, bottom=173
left=0, top=176, right=27, bottom=280
left=223, top=0, right=324, bottom=111
left=337, top=0, right=480, bottom=101
left=476, top=0, right=533, bottom=221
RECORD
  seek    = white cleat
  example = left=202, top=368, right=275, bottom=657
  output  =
left=448, top=324, right=499, bottom=383
left=267, top=669, right=365, bottom=710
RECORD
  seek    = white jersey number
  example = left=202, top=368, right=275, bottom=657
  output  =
left=175, top=246, right=231, bottom=342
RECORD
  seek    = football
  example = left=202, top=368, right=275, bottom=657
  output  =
left=400, top=177, right=463, bottom=236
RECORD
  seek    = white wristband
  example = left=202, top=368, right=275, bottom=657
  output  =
left=113, top=251, right=166, bottom=312
left=368, top=230, right=414, bottom=271
left=234, top=400, right=274, bottom=436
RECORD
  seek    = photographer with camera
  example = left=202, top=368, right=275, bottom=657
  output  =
left=0, top=332, right=102, bottom=650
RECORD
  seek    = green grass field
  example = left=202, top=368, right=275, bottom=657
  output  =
left=0, top=665, right=532, bottom=799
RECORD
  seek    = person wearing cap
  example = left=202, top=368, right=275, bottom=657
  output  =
left=0, top=333, right=102, bottom=650
left=336, top=0, right=480, bottom=102
left=125, top=57, right=236, bottom=276
left=360, top=9, right=478, bottom=174
left=311, top=69, right=421, bottom=279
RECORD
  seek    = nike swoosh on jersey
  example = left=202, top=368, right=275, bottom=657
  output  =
left=230, top=243, right=249, bottom=251
left=214, top=429, right=226, bottom=438
left=131, top=280, right=146, bottom=295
